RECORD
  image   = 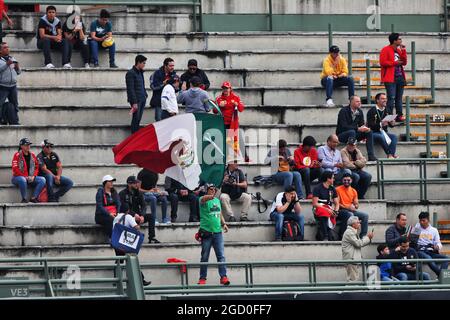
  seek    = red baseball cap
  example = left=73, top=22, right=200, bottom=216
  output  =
left=221, top=81, right=232, bottom=89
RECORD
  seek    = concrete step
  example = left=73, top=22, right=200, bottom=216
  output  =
left=17, top=68, right=448, bottom=88
left=13, top=104, right=450, bottom=126
left=16, top=86, right=446, bottom=106
left=5, top=31, right=450, bottom=51
left=0, top=200, right=388, bottom=226
left=0, top=221, right=393, bottom=246
left=385, top=200, right=450, bottom=221
left=0, top=124, right=302, bottom=144
left=0, top=161, right=445, bottom=186
left=12, top=49, right=450, bottom=70
left=0, top=141, right=442, bottom=165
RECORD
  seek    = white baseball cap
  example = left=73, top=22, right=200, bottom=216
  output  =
left=102, top=175, right=116, bottom=183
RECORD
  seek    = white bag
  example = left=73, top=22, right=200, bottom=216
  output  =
left=381, top=129, right=392, bottom=146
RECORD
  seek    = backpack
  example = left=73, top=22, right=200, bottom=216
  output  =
left=282, top=220, right=303, bottom=241
left=37, top=186, right=48, bottom=203
left=0, top=102, right=19, bottom=125
left=252, top=175, right=274, bottom=188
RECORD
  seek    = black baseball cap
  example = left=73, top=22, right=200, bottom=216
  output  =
left=126, top=175, right=140, bottom=184
left=41, top=139, right=54, bottom=148
left=187, top=59, right=198, bottom=67
left=347, top=137, right=357, bottom=145
left=329, top=45, right=340, bottom=53
left=19, top=138, right=32, bottom=146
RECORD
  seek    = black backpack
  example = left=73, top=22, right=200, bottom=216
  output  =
left=282, top=220, right=303, bottom=241
left=0, top=102, right=19, bottom=125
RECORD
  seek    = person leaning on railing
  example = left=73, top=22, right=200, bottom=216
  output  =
left=341, top=216, right=374, bottom=282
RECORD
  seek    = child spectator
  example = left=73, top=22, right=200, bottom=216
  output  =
left=89, top=9, right=117, bottom=68
left=376, top=244, right=400, bottom=282
left=161, top=75, right=180, bottom=119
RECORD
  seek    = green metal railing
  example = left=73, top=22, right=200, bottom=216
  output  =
left=444, top=0, right=449, bottom=32
left=0, top=255, right=145, bottom=299
left=141, top=258, right=450, bottom=295
left=376, top=158, right=450, bottom=201
left=4, top=0, right=203, bottom=31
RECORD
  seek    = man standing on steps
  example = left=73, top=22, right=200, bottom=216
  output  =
left=342, top=216, right=374, bottom=282
left=197, top=184, right=230, bottom=286
left=380, top=33, right=407, bottom=122
left=37, top=139, right=73, bottom=202
left=36, top=5, right=72, bottom=69
left=126, top=55, right=148, bottom=133
left=367, top=93, right=398, bottom=159
left=320, top=45, right=355, bottom=107
left=0, top=42, right=20, bottom=125
left=336, top=95, right=376, bottom=161
left=150, top=57, right=177, bottom=122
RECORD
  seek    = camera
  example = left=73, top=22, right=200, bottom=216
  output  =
left=227, top=175, right=236, bottom=184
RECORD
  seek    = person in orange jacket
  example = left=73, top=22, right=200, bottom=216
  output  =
left=215, top=81, right=244, bottom=129
left=379, top=33, right=407, bottom=122
left=11, top=138, right=46, bottom=203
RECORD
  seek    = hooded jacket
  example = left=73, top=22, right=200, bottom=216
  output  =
left=177, top=87, right=210, bottom=113
left=12, top=151, right=39, bottom=177
left=342, top=225, right=371, bottom=260
left=0, top=56, right=20, bottom=88
left=380, top=45, right=407, bottom=83
left=215, top=91, right=245, bottom=126
left=321, top=54, right=349, bottom=79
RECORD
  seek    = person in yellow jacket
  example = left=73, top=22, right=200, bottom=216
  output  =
left=320, top=45, right=355, bottom=107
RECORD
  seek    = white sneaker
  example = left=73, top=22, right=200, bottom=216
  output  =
left=84, top=63, right=90, bottom=69
left=154, top=221, right=160, bottom=226
left=45, top=63, right=55, bottom=69
left=326, top=99, right=335, bottom=107
left=63, top=63, right=72, bottom=69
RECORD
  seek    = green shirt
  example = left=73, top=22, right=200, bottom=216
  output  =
left=199, top=196, right=222, bottom=233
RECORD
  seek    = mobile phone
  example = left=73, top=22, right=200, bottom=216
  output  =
left=371, top=228, right=374, bottom=233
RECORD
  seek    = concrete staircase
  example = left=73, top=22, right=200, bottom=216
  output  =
left=0, top=11, right=449, bottom=295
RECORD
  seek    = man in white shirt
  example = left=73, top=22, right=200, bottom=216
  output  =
left=161, top=75, right=180, bottom=120
left=112, top=213, right=151, bottom=286
left=414, top=211, right=449, bottom=276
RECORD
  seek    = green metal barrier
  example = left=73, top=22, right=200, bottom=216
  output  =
left=426, top=115, right=432, bottom=158
left=140, top=258, right=450, bottom=295
left=0, top=256, right=144, bottom=300
left=405, top=96, right=411, bottom=141
left=411, top=41, right=416, bottom=85
left=445, top=0, right=449, bottom=32
left=4, top=0, right=202, bottom=31
left=431, top=59, right=436, bottom=103
left=347, top=41, right=352, bottom=76
left=366, top=59, right=371, bottom=103
left=328, top=23, right=332, bottom=48
left=376, top=158, right=450, bottom=201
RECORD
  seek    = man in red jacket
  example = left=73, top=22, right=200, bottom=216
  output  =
left=379, top=33, right=407, bottom=122
left=11, top=138, right=46, bottom=203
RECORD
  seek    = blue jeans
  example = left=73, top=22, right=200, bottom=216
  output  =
left=131, top=100, right=146, bottom=134
left=154, top=105, right=162, bottom=122
left=272, top=171, right=304, bottom=198
left=89, top=39, right=116, bottom=65
left=321, top=76, right=355, bottom=100
left=395, top=272, right=430, bottom=281
left=385, top=76, right=405, bottom=116
left=381, top=276, right=400, bottom=282
left=200, top=232, right=227, bottom=280
left=373, top=131, right=397, bottom=156
left=337, top=209, right=369, bottom=239
left=351, top=169, right=372, bottom=199
left=37, top=38, right=71, bottom=65
left=0, top=85, right=19, bottom=124
left=11, top=176, right=46, bottom=200
left=417, top=251, right=449, bottom=276
left=143, top=192, right=168, bottom=221
left=40, top=174, right=73, bottom=201
left=297, top=167, right=323, bottom=195
left=338, top=129, right=375, bottom=159
left=270, top=211, right=305, bottom=240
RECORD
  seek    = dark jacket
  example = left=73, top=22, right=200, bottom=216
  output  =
left=95, top=187, right=121, bottom=218
left=385, top=224, right=407, bottom=250
left=125, top=66, right=147, bottom=105
left=150, top=66, right=177, bottom=107
left=164, top=177, right=191, bottom=196
left=180, top=68, right=210, bottom=90
left=392, top=248, right=418, bottom=274
left=367, top=106, right=395, bottom=133
left=336, top=105, right=365, bottom=135
left=119, top=187, right=146, bottom=216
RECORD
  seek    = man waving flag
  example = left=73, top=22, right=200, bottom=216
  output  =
left=113, top=113, right=226, bottom=190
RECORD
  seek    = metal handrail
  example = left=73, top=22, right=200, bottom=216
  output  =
left=141, top=258, right=450, bottom=295
left=376, top=158, right=450, bottom=200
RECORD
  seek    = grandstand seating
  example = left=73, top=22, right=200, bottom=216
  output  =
left=0, top=1, right=449, bottom=298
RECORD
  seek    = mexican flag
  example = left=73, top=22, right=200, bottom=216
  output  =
left=113, top=113, right=226, bottom=190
